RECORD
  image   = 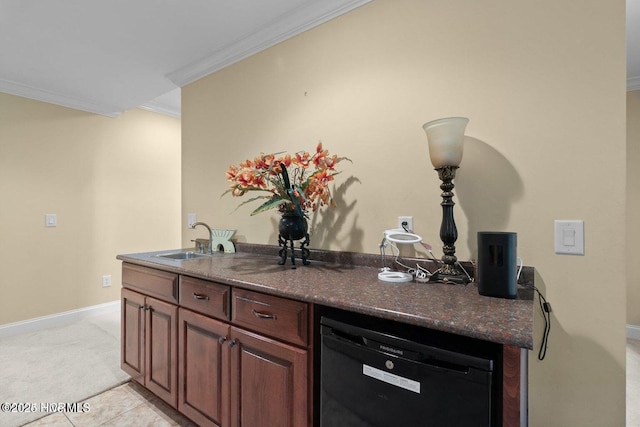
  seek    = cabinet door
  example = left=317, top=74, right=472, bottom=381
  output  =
left=121, top=288, right=145, bottom=383
left=145, top=296, right=178, bottom=408
left=229, top=327, right=308, bottom=427
left=178, top=308, right=230, bottom=427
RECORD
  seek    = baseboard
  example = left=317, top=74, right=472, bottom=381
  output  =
left=0, top=300, right=121, bottom=339
left=628, top=324, right=640, bottom=340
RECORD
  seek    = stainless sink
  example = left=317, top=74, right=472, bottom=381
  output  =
left=155, top=251, right=207, bottom=260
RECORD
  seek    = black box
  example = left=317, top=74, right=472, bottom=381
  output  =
left=477, top=232, right=517, bottom=299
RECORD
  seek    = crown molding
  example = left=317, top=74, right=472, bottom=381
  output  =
left=0, top=78, right=123, bottom=117
left=168, top=0, right=372, bottom=87
left=138, top=101, right=181, bottom=118
left=628, top=76, right=640, bottom=92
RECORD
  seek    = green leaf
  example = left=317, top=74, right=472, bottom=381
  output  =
left=250, top=198, right=287, bottom=216
left=231, top=195, right=273, bottom=212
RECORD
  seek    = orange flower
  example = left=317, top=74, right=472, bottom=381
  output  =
left=225, top=165, right=239, bottom=181
left=237, top=170, right=266, bottom=189
left=313, top=142, right=329, bottom=168
left=324, top=154, right=338, bottom=169
left=294, top=151, right=311, bottom=167
left=279, top=154, right=293, bottom=168
left=222, top=142, right=350, bottom=216
left=253, top=153, right=275, bottom=170
left=313, top=169, right=334, bottom=185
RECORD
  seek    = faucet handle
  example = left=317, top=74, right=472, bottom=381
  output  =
left=193, top=238, right=210, bottom=253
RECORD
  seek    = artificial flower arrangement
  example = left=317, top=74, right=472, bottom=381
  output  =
left=223, top=142, right=350, bottom=217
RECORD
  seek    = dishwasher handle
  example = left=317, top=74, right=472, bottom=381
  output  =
left=321, top=316, right=494, bottom=372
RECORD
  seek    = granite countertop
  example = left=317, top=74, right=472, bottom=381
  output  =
left=117, top=247, right=534, bottom=349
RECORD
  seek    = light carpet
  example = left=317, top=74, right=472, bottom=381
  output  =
left=0, top=310, right=130, bottom=427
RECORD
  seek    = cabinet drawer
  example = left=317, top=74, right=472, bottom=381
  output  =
left=179, top=276, right=230, bottom=321
left=232, top=289, right=308, bottom=346
left=122, top=263, right=178, bottom=304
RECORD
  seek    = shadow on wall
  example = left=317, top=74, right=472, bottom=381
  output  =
left=456, top=137, right=524, bottom=259
left=310, top=176, right=362, bottom=251
left=267, top=175, right=363, bottom=251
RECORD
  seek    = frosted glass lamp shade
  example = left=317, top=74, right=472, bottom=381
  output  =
left=422, top=117, right=469, bottom=168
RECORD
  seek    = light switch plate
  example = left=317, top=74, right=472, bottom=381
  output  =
left=554, top=220, right=584, bottom=255
left=45, top=213, right=57, bottom=227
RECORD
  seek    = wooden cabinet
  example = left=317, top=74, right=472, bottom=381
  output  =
left=121, top=287, right=145, bottom=383
left=122, top=263, right=178, bottom=303
left=122, top=263, right=311, bottom=427
left=121, top=288, right=178, bottom=408
left=121, top=264, right=179, bottom=409
left=229, top=327, right=308, bottom=427
left=178, top=307, right=230, bottom=427
left=180, top=275, right=230, bottom=320
left=145, top=296, right=178, bottom=407
left=232, top=288, right=308, bottom=347
left=229, top=288, right=310, bottom=426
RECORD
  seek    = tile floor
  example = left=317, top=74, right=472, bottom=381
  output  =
left=23, top=382, right=194, bottom=427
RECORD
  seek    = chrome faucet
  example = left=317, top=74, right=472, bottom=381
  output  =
left=191, top=222, right=213, bottom=254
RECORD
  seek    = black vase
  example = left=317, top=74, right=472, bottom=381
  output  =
left=278, top=213, right=307, bottom=241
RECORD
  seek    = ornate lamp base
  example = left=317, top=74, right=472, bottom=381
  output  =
left=433, top=165, right=470, bottom=285
left=430, top=264, right=470, bottom=285
left=278, top=233, right=310, bottom=268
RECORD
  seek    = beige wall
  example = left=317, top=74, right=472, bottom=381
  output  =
left=0, top=93, right=182, bottom=325
left=629, top=90, right=640, bottom=326
left=182, top=0, right=626, bottom=425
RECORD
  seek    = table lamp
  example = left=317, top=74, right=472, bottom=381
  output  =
left=422, top=117, right=470, bottom=284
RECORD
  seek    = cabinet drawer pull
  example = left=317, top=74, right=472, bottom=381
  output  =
left=252, top=309, right=276, bottom=320
left=218, top=336, right=227, bottom=344
left=228, top=339, right=237, bottom=348
left=192, top=293, right=210, bottom=301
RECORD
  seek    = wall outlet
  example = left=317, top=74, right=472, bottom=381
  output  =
left=187, top=213, right=197, bottom=228
left=398, top=216, right=414, bottom=232
left=102, top=275, right=112, bottom=287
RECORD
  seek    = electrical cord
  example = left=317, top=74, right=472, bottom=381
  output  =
left=379, top=229, right=439, bottom=282
left=534, top=285, right=552, bottom=360
left=517, top=257, right=551, bottom=360
left=522, top=282, right=552, bottom=360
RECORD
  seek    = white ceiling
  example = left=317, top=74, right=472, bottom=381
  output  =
left=1, top=0, right=638, bottom=119
left=0, top=0, right=371, bottom=118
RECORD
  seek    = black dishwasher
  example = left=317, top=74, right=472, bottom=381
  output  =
left=320, top=313, right=499, bottom=427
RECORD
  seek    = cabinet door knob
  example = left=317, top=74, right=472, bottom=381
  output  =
left=252, top=309, right=276, bottom=320
left=218, top=336, right=227, bottom=344
left=228, top=339, right=237, bottom=348
left=192, top=293, right=210, bottom=301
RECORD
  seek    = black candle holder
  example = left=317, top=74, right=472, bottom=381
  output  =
left=277, top=213, right=310, bottom=268
left=431, top=165, right=470, bottom=285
